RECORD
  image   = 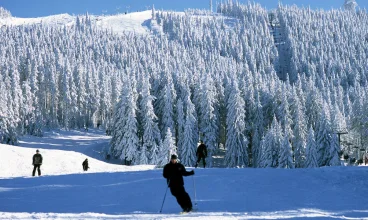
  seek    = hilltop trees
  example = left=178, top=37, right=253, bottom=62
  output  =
left=344, top=0, right=358, bottom=12
left=0, top=7, right=11, bottom=18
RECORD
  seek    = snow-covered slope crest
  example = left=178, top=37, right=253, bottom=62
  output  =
left=0, top=13, right=75, bottom=27
left=0, top=9, right=160, bottom=35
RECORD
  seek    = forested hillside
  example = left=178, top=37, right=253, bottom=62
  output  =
left=1, top=1, right=367, bottom=168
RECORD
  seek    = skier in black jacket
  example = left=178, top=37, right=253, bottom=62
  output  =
left=163, top=154, right=194, bottom=212
left=32, top=149, right=43, bottom=176
left=82, top=158, right=89, bottom=171
left=195, top=140, right=207, bottom=168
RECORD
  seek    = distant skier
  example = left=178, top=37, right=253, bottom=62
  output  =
left=32, top=149, right=43, bottom=176
left=82, top=158, right=89, bottom=171
left=195, top=140, right=207, bottom=168
left=163, top=154, right=195, bottom=213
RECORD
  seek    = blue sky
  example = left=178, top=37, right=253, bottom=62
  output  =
left=1, top=0, right=367, bottom=18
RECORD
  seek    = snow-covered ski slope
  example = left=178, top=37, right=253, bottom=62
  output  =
left=0, top=10, right=238, bottom=37
left=0, top=10, right=159, bottom=36
left=0, top=129, right=155, bottom=178
left=1, top=130, right=368, bottom=219
left=94, top=11, right=159, bottom=35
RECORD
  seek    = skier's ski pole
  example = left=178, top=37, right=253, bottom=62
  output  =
left=159, top=179, right=170, bottom=213
left=192, top=175, right=197, bottom=207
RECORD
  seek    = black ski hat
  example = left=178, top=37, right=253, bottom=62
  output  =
left=171, top=154, right=178, bottom=160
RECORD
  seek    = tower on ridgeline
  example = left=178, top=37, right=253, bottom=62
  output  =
left=152, top=4, right=156, bottom=20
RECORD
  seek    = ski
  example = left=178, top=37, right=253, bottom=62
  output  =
left=179, top=211, right=189, bottom=215
left=179, top=208, right=198, bottom=214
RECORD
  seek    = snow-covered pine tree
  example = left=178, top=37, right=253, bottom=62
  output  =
left=344, top=93, right=352, bottom=123
left=273, top=115, right=283, bottom=167
left=120, top=76, right=139, bottom=165
left=138, top=144, right=149, bottom=165
left=344, top=0, right=358, bottom=12
left=157, top=128, right=176, bottom=167
left=152, top=5, right=156, bottom=20
left=139, top=76, right=161, bottom=165
left=252, top=90, right=264, bottom=167
left=106, top=71, right=122, bottom=134
left=9, top=63, right=22, bottom=131
left=0, top=74, right=9, bottom=143
left=47, top=54, right=59, bottom=129
left=199, top=74, right=218, bottom=167
left=28, top=61, right=39, bottom=135
left=239, top=67, right=255, bottom=164
left=305, top=127, right=318, bottom=168
left=181, top=95, right=198, bottom=167
left=260, top=116, right=282, bottom=168
left=0, top=7, right=11, bottom=18
left=3, top=72, right=18, bottom=144
left=109, top=76, right=130, bottom=159
left=328, top=133, right=341, bottom=166
left=260, top=129, right=273, bottom=168
left=278, top=133, right=294, bottom=168
left=61, top=60, right=72, bottom=129
left=278, top=84, right=293, bottom=139
left=97, top=65, right=111, bottom=129
left=33, top=58, right=45, bottom=136
left=157, top=71, right=176, bottom=140
left=176, top=99, right=185, bottom=156
left=305, top=85, right=323, bottom=130
left=316, top=105, right=332, bottom=167
left=21, top=80, right=36, bottom=135
left=84, top=65, right=99, bottom=130
left=350, top=90, right=364, bottom=139
left=290, top=87, right=307, bottom=168
left=68, top=60, right=78, bottom=129
left=224, top=79, right=249, bottom=167
left=331, top=103, right=347, bottom=136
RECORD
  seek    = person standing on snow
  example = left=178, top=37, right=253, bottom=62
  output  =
left=195, top=140, right=207, bottom=168
left=32, top=149, right=43, bottom=176
left=163, top=154, right=195, bottom=212
left=82, top=158, right=89, bottom=171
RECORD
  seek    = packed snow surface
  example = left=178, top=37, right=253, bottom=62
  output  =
left=0, top=129, right=368, bottom=219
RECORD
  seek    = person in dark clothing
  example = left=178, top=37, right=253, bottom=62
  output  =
left=195, top=140, right=207, bottom=168
left=82, top=158, right=89, bottom=171
left=32, top=149, right=43, bottom=176
left=163, top=154, right=195, bottom=212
